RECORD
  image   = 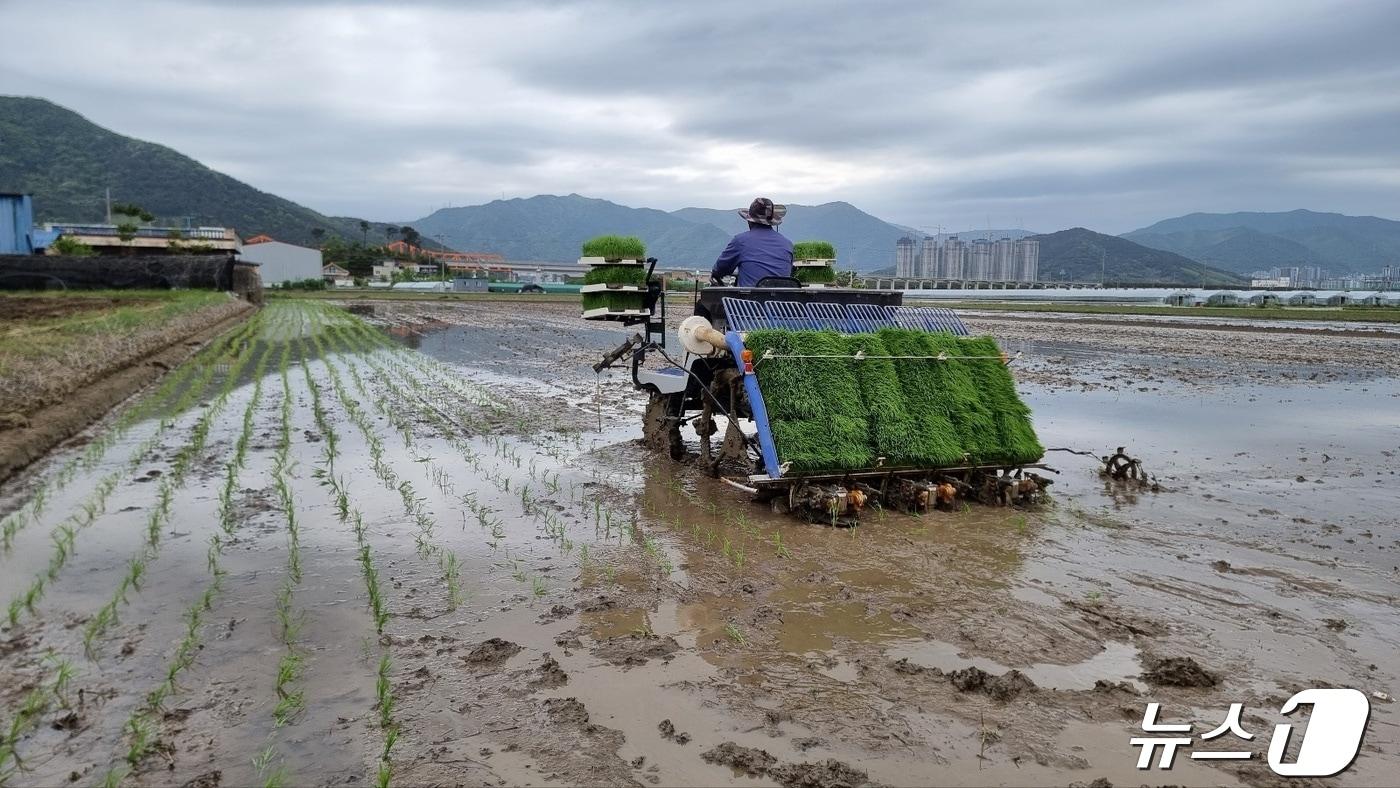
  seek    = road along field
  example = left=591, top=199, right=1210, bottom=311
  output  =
left=1, top=297, right=1396, bottom=787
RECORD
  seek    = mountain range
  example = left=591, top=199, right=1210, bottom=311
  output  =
left=1030, top=228, right=1243, bottom=285
left=1123, top=210, right=1400, bottom=274
left=0, top=95, right=1389, bottom=284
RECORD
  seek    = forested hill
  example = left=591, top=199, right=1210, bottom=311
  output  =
left=0, top=96, right=391, bottom=245
left=1033, top=228, right=1245, bottom=285
left=1123, top=209, right=1400, bottom=274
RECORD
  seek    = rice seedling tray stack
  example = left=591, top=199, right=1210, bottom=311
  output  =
left=792, top=240, right=837, bottom=285
left=744, top=327, right=1042, bottom=473
left=579, top=235, right=650, bottom=318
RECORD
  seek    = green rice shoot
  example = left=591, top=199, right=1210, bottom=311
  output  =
left=743, top=330, right=872, bottom=473
left=794, top=266, right=836, bottom=285
left=583, top=265, right=648, bottom=286
left=792, top=240, right=836, bottom=261
left=746, top=328, right=1042, bottom=472
left=582, top=290, right=646, bottom=312
left=581, top=235, right=646, bottom=261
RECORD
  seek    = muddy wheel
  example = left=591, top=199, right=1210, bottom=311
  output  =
left=717, top=417, right=755, bottom=476
left=642, top=391, right=684, bottom=461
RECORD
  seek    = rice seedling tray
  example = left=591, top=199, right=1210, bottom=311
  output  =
left=579, top=283, right=647, bottom=294
left=578, top=256, right=646, bottom=266
left=792, top=259, right=836, bottom=267
left=582, top=306, right=652, bottom=320
left=743, top=462, right=1053, bottom=485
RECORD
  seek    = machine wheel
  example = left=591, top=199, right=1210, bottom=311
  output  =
left=643, top=391, right=685, bottom=461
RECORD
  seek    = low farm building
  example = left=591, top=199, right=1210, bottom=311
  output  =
left=239, top=237, right=322, bottom=285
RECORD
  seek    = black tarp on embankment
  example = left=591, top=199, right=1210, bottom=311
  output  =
left=0, top=254, right=262, bottom=301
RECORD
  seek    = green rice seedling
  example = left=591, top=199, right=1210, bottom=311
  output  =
left=581, top=290, right=647, bottom=313
left=124, top=713, right=156, bottom=764
left=745, top=330, right=873, bottom=472
left=842, top=332, right=921, bottom=465
left=252, top=744, right=277, bottom=774
left=580, top=234, right=646, bottom=261
left=376, top=655, right=394, bottom=729
left=873, top=328, right=968, bottom=466
left=792, top=240, right=836, bottom=260
left=955, top=335, right=1043, bottom=464
left=531, top=576, right=546, bottom=597
left=441, top=552, right=463, bottom=610
left=21, top=578, right=44, bottom=614
left=724, top=623, right=747, bottom=644
left=376, top=760, right=392, bottom=788
left=263, top=765, right=289, bottom=788
left=274, top=653, right=304, bottom=699
left=770, top=531, right=793, bottom=559
left=793, top=264, right=836, bottom=284
left=99, top=766, right=128, bottom=788
left=582, top=264, right=648, bottom=286
left=273, top=691, right=305, bottom=728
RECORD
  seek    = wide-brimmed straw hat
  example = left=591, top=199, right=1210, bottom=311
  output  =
left=738, top=197, right=786, bottom=226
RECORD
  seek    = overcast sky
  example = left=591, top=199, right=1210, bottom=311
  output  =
left=3, top=0, right=1397, bottom=233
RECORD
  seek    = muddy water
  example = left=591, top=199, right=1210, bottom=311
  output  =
left=1, top=298, right=1396, bottom=787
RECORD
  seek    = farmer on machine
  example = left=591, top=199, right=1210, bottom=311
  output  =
left=710, top=197, right=794, bottom=287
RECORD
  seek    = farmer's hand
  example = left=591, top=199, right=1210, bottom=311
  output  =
left=710, top=274, right=727, bottom=286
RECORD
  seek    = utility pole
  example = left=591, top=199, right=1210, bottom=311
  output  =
left=435, top=233, right=446, bottom=282
left=105, top=188, right=112, bottom=223
left=1100, top=247, right=1106, bottom=287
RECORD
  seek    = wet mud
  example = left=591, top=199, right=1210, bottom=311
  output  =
left=0, top=297, right=1395, bottom=787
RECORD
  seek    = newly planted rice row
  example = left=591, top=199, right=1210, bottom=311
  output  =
left=1, top=315, right=260, bottom=553
left=317, top=309, right=671, bottom=582
left=316, top=318, right=467, bottom=609
left=333, top=321, right=666, bottom=587
left=3, top=313, right=266, bottom=641
left=3, top=299, right=699, bottom=786
left=77, top=313, right=266, bottom=655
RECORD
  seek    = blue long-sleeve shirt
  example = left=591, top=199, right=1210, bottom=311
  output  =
left=711, top=227, right=794, bottom=287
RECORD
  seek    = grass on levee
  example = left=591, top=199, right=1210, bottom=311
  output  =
left=918, top=300, right=1400, bottom=323
left=0, top=290, right=229, bottom=360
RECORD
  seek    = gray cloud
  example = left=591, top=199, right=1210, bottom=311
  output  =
left=0, top=0, right=1396, bottom=232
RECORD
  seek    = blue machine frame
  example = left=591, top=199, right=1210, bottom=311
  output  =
left=719, top=298, right=970, bottom=480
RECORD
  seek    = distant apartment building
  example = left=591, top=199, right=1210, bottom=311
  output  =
left=919, top=236, right=939, bottom=278
left=966, top=239, right=992, bottom=281
left=895, top=236, right=917, bottom=278
left=1015, top=238, right=1039, bottom=282
left=898, top=234, right=1038, bottom=282
left=940, top=236, right=966, bottom=279
left=991, top=238, right=1015, bottom=281
left=1256, top=265, right=1329, bottom=288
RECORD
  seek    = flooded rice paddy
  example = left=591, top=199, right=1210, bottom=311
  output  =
left=1, top=298, right=1396, bottom=787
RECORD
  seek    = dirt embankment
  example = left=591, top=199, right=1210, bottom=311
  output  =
left=0, top=299, right=254, bottom=483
